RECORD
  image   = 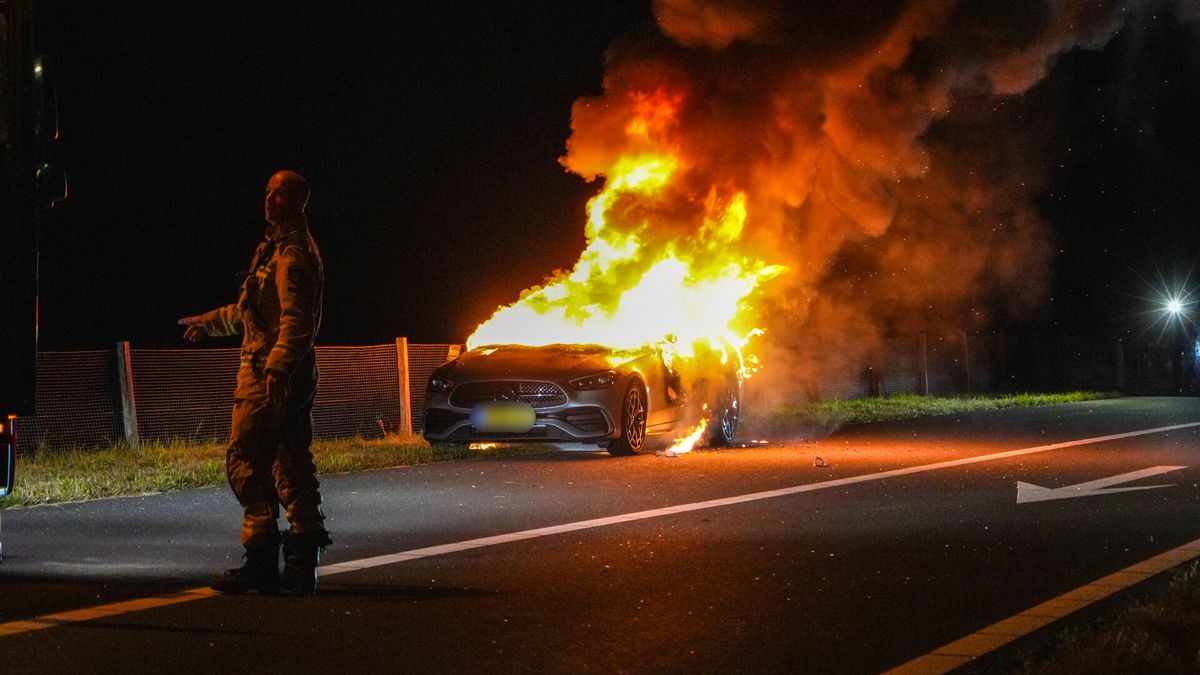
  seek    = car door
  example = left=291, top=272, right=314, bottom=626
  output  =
left=644, top=351, right=684, bottom=432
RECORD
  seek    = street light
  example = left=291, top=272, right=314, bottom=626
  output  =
left=1167, top=298, right=1183, bottom=315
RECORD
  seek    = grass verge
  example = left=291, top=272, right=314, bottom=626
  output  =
left=0, top=436, right=548, bottom=509
left=751, top=391, right=1113, bottom=434
left=1019, top=562, right=1200, bottom=674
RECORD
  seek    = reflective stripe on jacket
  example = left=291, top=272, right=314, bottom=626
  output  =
left=200, top=224, right=324, bottom=400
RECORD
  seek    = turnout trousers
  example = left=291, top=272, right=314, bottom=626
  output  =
left=226, top=366, right=327, bottom=548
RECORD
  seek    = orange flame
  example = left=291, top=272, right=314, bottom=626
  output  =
left=467, top=89, right=786, bottom=379
left=663, top=417, right=708, bottom=456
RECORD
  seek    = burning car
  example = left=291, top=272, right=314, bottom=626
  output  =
left=421, top=343, right=741, bottom=455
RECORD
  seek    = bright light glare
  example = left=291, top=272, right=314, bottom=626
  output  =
left=1167, top=299, right=1183, bottom=314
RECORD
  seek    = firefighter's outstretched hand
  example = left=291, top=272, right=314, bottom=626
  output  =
left=178, top=316, right=208, bottom=342
left=266, top=371, right=289, bottom=405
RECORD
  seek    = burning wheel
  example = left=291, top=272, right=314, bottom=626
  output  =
left=607, top=382, right=647, bottom=456
left=707, top=382, right=740, bottom=447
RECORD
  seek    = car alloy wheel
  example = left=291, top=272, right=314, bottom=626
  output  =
left=708, top=385, right=739, bottom=447
left=608, top=383, right=647, bottom=456
left=625, top=386, right=646, bottom=449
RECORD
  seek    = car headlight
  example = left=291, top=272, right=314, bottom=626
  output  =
left=428, top=375, right=455, bottom=392
left=570, top=370, right=619, bottom=390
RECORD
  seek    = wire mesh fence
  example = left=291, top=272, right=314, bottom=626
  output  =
left=13, top=331, right=1101, bottom=453
left=131, top=347, right=240, bottom=444
left=880, top=338, right=921, bottom=397
left=13, top=341, right=459, bottom=453
left=311, top=345, right=404, bottom=440
left=15, top=350, right=124, bottom=451
left=746, top=332, right=1011, bottom=409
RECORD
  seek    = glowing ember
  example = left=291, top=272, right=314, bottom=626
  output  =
left=469, top=442, right=499, bottom=450
left=466, top=91, right=786, bottom=381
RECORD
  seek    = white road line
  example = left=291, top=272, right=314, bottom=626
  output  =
left=318, top=421, right=1200, bottom=576
left=1, top=420, right=1197, bottom=639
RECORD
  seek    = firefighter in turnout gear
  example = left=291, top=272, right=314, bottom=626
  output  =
left=179, top=170, right=330, bottom=594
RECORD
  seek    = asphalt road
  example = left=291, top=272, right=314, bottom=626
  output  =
left=2, top=396, right=1199, bottom=673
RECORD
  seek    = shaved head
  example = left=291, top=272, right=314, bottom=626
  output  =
left=271, top=170, right=310, bottom=212
left=265, top=170, right=310, bottom=227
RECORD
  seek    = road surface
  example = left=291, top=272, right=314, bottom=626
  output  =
left=1, top=396, right=1198, bottom=673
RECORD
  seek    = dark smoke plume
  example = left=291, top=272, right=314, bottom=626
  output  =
left=560, top=0, right=1190, bottom=401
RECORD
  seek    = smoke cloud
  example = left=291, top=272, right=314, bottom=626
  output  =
left=558, top=0, right=1174, bottom=402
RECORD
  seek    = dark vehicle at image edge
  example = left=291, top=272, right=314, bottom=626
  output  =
left=422, top=344, right=742, bottom=456
left=4, top=0, right=67, bottom=509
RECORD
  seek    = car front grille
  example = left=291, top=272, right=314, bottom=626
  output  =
left=449, top=381, right=568, bottom=409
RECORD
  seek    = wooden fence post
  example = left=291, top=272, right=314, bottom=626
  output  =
left=114, top=341, right=139, bottom=449
left=395, top=337, right=412, bottom=435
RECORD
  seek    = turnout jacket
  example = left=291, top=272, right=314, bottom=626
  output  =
left=200, top=223, right=324, bottom=401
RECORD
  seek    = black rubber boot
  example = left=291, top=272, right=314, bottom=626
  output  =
left=210, top=544, right=280, bottom=594
left=278, top=531, right=332, bottom=595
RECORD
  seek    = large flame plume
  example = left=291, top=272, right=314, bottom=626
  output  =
left=468, top=89, right=786, bottom=371
left=472, top=0, right=1186, bottom=410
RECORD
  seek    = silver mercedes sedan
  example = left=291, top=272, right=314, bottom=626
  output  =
left=421, top=343, right=741, bottom=455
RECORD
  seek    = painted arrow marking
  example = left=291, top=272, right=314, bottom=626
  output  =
left=1017, top=465, right=1189, bottom=504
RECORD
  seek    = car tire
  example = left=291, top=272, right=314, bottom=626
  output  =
left=707, top=382, right=740, bottom=447
left=607, top=382, right=647, bottom=456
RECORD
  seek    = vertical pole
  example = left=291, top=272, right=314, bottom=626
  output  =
left=114, top=341, right=139, bottom=449
left=916, top=333, right=929, bottom=396
left=395, top=337, right=412, bottom=436
left=962, top=330, right=971, bottom=396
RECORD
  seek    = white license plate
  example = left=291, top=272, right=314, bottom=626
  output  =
left=471, top=402, right=535, bottom=433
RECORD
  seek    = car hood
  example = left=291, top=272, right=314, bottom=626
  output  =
left=438, top=344, right=637, bottom=381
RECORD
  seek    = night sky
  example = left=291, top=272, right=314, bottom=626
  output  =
left=1040, top=10, right=1200, bottom=341
left=37, top=2, right=652, bottom=348
left=31, top=2, right=1200, bottom=351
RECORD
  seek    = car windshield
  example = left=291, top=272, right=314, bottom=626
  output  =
left=472, top=343, right=655, bottom=364
left=475, top=343, right=614, bottom=356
